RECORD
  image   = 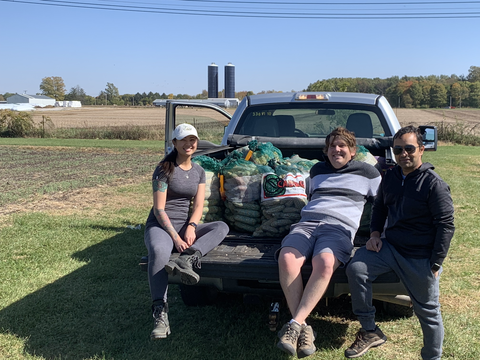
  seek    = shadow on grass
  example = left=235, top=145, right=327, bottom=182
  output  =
left=0, top=224, right=354, bottom=360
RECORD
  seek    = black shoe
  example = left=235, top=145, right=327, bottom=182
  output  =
left=150, top=301, right=170, bottom=340
left=277, top=321, right=302, bottom=356
left=165, top=251, right=201, bottom=285
left=345, top=326, right=387, bottom=358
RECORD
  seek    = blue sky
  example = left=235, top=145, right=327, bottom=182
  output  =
left=1, top=0, right=479, bottom=97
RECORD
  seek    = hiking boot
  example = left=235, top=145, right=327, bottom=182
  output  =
left=345, top=326, right=387, bottom=358
left=277, top=321, right=302, bottom=356
left=150, top=301, right=170, bottom=340
left=297, top=324, right=317, bottom=358
left=165, top=250, right=201, bottom=285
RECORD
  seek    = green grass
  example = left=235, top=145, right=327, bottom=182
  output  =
left=0, top=144, right=479, bottom=359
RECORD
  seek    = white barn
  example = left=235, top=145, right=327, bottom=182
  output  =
left=7, top=94, right=55, bottom=107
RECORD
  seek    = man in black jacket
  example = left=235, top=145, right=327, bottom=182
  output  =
left=345, top=126, right=455, bottom=360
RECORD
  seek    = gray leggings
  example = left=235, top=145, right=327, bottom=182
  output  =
left=144, top=220, right=229, bottom=303
left=346, top=240, right=443, bottom=360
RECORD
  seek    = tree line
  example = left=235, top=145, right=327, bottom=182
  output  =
left=307, top=66, right=480, bottom=108
left=1, top=66, right=479, bottom=108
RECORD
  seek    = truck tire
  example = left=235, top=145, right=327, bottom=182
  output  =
left=382, top=302, right=414, bottom=318
left=179, top=284, right=218, bottom=306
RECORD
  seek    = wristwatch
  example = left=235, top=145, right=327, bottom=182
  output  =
left=188, top=222, right=197, bottom=229
left=431, top=263, right=441, bottom=272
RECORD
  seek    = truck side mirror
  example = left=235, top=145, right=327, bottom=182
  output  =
left=419, top=125, right=437, bottom=151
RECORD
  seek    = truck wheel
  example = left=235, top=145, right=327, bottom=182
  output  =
left=179, top=284, right=218, bottom=306
left=382, top=302, right=414, bottom=318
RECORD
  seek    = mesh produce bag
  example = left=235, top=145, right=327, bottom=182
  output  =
left=355, top=146, right=378, bottom=166
left=220, top=150, right=272, bottom=233
left=245, top=140, right=283, bottom=166
left=253, top=156, right=316, bottom=238
left=190, top=156, right=224, bottom=223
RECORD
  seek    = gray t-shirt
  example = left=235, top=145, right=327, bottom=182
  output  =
left=146, top=162, right=206, bottom=228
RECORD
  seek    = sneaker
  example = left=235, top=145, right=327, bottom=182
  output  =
left=345, top=326, right=387, bottom=358
left=277, top=321, right=302, bottom=356
left=297, top=324, right=317, bottom=358
left=150, top=302, right=171, bottom=340
left=165, top=251, right=201, bottom=285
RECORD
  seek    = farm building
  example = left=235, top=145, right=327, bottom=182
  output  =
left=7, top=94, right=55, bottom=107
left=55, top=100, right=82, bottom=108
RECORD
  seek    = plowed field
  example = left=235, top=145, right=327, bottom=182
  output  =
left=32, top=106, right=480, bottom=133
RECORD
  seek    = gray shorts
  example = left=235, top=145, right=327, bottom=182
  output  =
left=277, top=220, right=354, bottom=266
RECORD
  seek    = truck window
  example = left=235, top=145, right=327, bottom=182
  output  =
left=174, top=106, right=232, bottom=144
left=235, top=105, right=386, bottom=138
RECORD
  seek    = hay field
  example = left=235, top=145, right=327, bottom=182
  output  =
left=31, top=106, right=480, bottom=131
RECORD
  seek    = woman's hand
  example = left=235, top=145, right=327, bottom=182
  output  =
left=174, top=238, right=189, bottom=253
left=184, top=226, right=197, bottom=246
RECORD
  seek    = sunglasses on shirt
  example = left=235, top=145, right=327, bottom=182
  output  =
left=392, top=145, right=418, bottom=155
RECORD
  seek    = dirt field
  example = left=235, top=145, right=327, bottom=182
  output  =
left=32, top=106, right=232, bottom=128
left=32, top=106, right=480, bottom=131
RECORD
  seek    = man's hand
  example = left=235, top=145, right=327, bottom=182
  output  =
left=366, top=235, right=383, bottom=252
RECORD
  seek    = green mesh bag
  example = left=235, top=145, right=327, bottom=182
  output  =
left=355, top=146, right=378, bottom=166
left=247, top=140, right=283, bottom=166
left=193, top=155, right=222, bottom=173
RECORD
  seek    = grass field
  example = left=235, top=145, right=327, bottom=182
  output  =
left=0, top=140, right=479, bottom=359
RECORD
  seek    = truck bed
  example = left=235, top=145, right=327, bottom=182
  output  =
left=140, top=232, right=407, bottom=300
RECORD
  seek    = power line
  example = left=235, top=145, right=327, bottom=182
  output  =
left=2, top=0, right=480, bottom=18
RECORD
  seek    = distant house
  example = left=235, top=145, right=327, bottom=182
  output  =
left=6, top=94, right=56, bottom=107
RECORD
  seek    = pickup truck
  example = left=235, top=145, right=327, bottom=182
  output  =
left=140, top=92, right=438, bottom=326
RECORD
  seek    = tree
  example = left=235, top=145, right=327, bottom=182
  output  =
left=467, top=66, right=480, bottom=82
left=105, top=83, right=120, bottom=104
left=409, top=82, right=424, bottom=107
left=65, top=85, right=86, bottom=102
left=430, top=83, right=447, bottom=108
left=98, top=91, right=108, bottom=105
left=39, top=76, right=66, bottom=100
left=466, top=82, right=480, bottom=107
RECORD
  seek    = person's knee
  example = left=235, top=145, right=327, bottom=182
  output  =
left=346, top=259, right=367, bottom=278
left=311, top=253, right=336, bottom=278
left=278, top=248, right=304, bottom=273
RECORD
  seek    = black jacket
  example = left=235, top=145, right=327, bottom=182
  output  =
left=371, top=162, right=455, bottom=266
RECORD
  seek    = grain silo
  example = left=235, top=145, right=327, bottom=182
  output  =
left=208, top=63, right=218, bottom=98
left=224, top=63, right=235, bottom=98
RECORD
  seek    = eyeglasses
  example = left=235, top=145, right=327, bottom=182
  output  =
left=393, top=145, right=418, bottom=155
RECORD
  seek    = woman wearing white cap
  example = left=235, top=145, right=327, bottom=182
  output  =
left=144, top=123, right=229, bottom=340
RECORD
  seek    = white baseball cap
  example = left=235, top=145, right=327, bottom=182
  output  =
left=172, top=123, right=198, bottom=140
